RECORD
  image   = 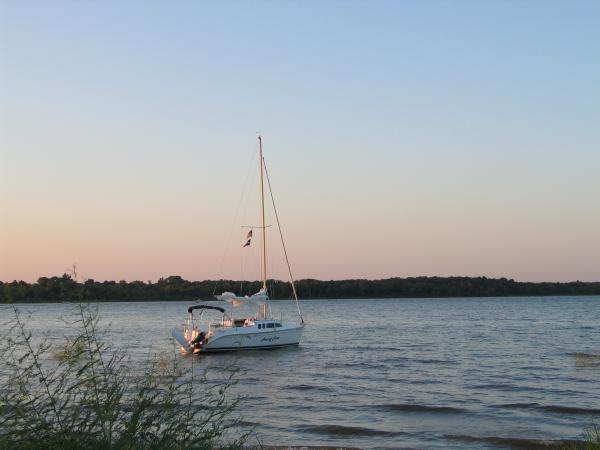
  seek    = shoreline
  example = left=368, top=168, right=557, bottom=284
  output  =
left=2, top=293, right=600, bottom=305
left=2, top=275, right=600, bottom=303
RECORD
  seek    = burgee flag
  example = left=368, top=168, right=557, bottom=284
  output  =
left=243, top=229, right=253, bottom=247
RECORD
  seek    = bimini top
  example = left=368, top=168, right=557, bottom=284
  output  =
left=187, top=305, right=226, bottom=314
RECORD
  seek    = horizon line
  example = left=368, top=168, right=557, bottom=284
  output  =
left=2, top=274, right=599, bottom=285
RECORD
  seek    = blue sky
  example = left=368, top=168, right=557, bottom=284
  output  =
left=1, top=1, right=599, bottom=282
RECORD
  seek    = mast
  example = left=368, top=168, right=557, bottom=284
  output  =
left=258, top=135, right=267, bottom=292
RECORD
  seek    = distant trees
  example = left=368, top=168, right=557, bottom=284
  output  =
left=1, top=274, right=599, bottom=303
left=1, top=274, right=79, bottom=303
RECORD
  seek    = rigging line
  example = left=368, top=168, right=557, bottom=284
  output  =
left=262, top=158, right=304, bottom=323
left=212, top=148, right=258, bottom=296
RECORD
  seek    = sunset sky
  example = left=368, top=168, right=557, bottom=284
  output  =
left=1, top=1, right=599, bottom=283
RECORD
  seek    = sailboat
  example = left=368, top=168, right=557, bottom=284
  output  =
left=171, top=136, right=305, bottom=353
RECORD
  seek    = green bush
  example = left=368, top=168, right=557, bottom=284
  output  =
left=582, top=424, right=600, bottom=450
left=0, top=305, right=248, bottom=450
left=560, top=423, right=600, bottom=450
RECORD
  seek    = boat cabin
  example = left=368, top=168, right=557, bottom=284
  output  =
left=256, top=321, right=282, bottom=329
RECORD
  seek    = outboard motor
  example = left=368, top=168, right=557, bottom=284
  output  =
left=191, top=331, right=206, bottom=350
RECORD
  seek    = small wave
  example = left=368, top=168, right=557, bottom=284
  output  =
left=568, top=352, right=600, bottom=358
left=540, top=405, right=600, bottom=415
left=336, top=361, right=390, bottom=370
left=387, top=356, right=411, bottom=363
left=238, top=420, right=259, bottom=427
left=470, top=382, right=522, bottom=392
left=299, top=424, right=403, bottom=437
left=380, top=403, right=466, bottom=414
left=408, top=379, right=439, bottom=385
left=415, top=358, right=456, bottom=364
left=470, top=382, right=576, bottom=394
left=446, top=434, right=578, bottom=449
left=495, top=402, right=540, bottom=410
left=242, top=395, right=269, bottom=401
left=495, top=403, right=600, bottom=415
left=351, top=345, right=404, bottom=352
left=239, top=376, right=261, bottom=383
left=285, top=384, right=333, bottom=392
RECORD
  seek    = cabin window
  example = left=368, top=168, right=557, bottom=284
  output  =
left=266, top=323, right=275, bottom=329
left=275, top=323, right=282, bottom=327
left=258, top=324, right=262, bottom=329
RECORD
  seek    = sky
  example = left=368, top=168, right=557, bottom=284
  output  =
left=1, top=0, right=599, bottom=283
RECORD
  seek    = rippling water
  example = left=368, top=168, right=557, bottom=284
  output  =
left=3, top=296, right=600, bottom=449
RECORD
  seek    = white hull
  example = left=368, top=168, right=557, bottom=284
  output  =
left=172, top=323, right=304, bottom=353
left=204, top=325, right=303, bottom=351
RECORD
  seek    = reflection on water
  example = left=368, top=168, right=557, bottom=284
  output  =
left=3, top=296, right=599, bottom=449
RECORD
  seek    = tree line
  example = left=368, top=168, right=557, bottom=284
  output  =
left=1, top=274, right=599, bottom=303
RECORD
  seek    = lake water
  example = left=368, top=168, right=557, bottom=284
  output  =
left=3, top=296, right=600, bottom=449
